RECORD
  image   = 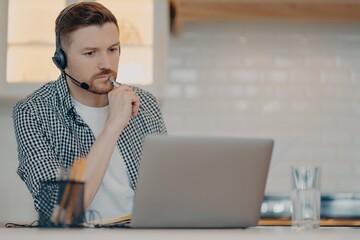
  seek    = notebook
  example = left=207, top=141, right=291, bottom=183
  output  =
left=129, top=135, right=274, bottom=228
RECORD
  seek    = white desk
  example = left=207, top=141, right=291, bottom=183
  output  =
left=0, top=227, right=359, bottom=240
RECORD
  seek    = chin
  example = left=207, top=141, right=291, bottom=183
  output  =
left=89, top=87, right=112, bottom=95
left=89, top=82, right=113, bottom=94
left=93, top=89, right=112, bottom=95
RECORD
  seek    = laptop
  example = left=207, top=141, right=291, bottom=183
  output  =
left=130, top=135, right=274, bottom=228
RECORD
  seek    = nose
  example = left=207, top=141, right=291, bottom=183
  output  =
left=98, top=52, right=111, bottom=70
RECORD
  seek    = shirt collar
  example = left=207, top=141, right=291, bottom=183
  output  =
left=55, top=72, right=75, bottom=116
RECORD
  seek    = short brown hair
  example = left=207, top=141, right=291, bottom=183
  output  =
left=55, top=2, right=118, bottom=48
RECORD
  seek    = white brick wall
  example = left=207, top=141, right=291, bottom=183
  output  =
left=163, top=21, right=360, bottom=194
left=1, top=20, right=360, bottom=226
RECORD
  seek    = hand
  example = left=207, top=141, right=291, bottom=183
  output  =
left=106, top=85, right=140, bottom=133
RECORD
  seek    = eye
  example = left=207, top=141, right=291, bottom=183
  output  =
left=109, top=47, right=119, bottom=53
left=84, top=51, right=95, bottom=56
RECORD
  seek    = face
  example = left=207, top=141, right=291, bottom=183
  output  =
left=65, top=22, right=120, bottom=95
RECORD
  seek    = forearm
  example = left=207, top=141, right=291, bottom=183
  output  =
left=83, top=124, right=124, bottom=209
left=82, top=85, right=140, bottom=208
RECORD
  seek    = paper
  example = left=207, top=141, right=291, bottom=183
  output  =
left=84, top=214, right=132, bottom=227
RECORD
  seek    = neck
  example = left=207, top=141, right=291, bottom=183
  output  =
left=66, top=76, right=109, bottom=108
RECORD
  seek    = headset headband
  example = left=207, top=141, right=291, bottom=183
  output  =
left=52, top=3, right=79, bottom=70
left=55, top=3, right=78, bottom=52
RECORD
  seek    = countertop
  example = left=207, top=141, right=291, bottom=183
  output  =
left=1, top=227, right=359, bottom=240
left=258, top=218, right=360, bottom=227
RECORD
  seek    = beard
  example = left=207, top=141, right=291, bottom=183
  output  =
left=88, top=84, right=113, bottom=95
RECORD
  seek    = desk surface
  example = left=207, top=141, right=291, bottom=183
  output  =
left=1, top=227, right=359, bottom=240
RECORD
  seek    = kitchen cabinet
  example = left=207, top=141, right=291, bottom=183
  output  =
left=171, top=0, right=360, bottom=34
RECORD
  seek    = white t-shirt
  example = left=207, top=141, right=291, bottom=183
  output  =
left=72, top=98, right=134, bottom=219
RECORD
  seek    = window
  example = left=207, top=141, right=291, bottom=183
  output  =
left=0, top=0, right=167, bottom=97
left=6, top=0, right=64, bottom=84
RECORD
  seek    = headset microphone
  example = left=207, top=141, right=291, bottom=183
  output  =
left=63, top=72, right=90, bottom=90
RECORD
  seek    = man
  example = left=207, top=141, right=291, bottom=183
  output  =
left=12, top=2, right=166, bottom=225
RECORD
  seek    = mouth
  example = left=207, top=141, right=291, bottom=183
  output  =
left=95, top=75, right=111, bottom=80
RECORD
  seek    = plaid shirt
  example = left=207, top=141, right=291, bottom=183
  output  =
left=13, top=73, right=167, bottom=225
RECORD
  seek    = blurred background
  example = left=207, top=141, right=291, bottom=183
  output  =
left=0, top=0, right=359, bottom=226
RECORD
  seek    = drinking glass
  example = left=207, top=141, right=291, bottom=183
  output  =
left=291, top=166, right=321, bottom=230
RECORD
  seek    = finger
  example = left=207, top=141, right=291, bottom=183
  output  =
left=131, top=95, right=140, bottom=117
left=111, top=84, right=132, bottom=93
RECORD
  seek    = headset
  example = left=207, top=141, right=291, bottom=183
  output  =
left=52, top=3, right=91, bottom=90
left=52, top=3, right=78, bottom=71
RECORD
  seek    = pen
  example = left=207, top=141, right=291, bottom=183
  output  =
left=64, top=158, right=86, bottom=225
left=107, top=76, right=121, bottom=88
left=53, top=160, right=79, bottom=225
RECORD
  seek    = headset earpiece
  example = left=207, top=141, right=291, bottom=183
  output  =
left=52, top=48, right=67, bottom=70
left=53, top=3, right=77, bottom=71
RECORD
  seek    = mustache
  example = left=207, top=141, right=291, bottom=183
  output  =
left=92, top=69, right=117, bottom=79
